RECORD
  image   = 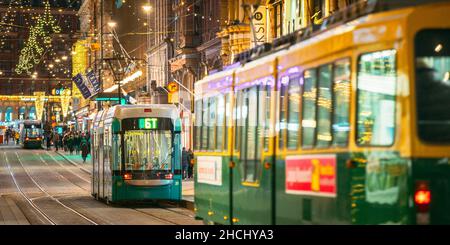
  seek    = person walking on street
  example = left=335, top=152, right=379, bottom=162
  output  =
left=14, top=131, right=20, bottom=145
left=54, top=133, right=60, bottom=152
left=74, top=132, right=81, bottom=155
left=46, top=131, right=52, bottom=150
left=80, top=137, right=89, bottom=163
left=182, top=147, right=189, bottom=180
left=68, top=134, right=74, bottom=154
left=188, top=148, right=194, bottom=179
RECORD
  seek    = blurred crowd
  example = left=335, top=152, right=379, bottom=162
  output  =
left=45, top=130, right=91, bottom=163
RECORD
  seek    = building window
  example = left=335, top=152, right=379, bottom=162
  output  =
left=273, top=1, right=283, bottom=38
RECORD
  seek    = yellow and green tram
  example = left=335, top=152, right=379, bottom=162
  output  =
left=193, top=0, right=450, bottom=224
left=91, top=105, right=183, bottom=203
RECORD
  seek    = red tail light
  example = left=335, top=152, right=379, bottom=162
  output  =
left=415, top=180, right=431, bottom=224
left=123, top=173, right=132, bottom=180
left=415, top=190, right=431, bottom=205
left=165, top=173, right=173, bottom=179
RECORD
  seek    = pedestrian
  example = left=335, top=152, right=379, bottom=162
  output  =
left=46, top=131, right=52, bottom=150
left=188, top=148, right=194, bottom=179
left=53, top=133, right=60, bottom=152
left=68, top=134, right=74, bottom=154
left=5, top=128, right=10, bottom=144
left=74, top=132, right=81, bottom=155
left=80, top=137, right=89, bottom=163
left=14, top=131, right=20, bottom=145
left=181, top=147, right=189, bottom=180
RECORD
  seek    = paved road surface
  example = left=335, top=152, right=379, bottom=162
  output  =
left=0, top=146, right=202, bottom=225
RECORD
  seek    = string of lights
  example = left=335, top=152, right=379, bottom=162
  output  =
left=15, top=0, right=62, bottom=75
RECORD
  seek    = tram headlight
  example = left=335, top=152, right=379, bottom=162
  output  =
left=25, top=137, right=29, bottom=141
left=123, top=173, right=132, bottom=180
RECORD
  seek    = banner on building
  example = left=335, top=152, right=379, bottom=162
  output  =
left=86, top=70, right=100, bottom=93
left=72, top=73, right=92, bottom=99
left=251, top=5, right=267, bottom=46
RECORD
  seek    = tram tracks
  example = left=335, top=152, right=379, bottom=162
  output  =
left=2, top=151, right=98, bottom=225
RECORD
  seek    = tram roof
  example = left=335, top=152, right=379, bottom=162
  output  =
left=99, top=104, right=179, bottom=122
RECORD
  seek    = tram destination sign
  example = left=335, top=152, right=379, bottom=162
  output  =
left=139, top=118, right=158, bottom=129
left=122, top=118, right=173, bottom=131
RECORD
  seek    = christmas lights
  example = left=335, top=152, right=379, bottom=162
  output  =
left=15, top=0, right=62, bottom=75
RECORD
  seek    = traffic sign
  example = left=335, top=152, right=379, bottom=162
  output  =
left=167, top=81, right=179, bottom=93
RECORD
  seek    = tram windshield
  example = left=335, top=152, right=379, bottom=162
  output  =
left=124, top=130, right=172, bottom=171
left=415, top=29, right=450, bottom=143
left=25, top=128, right=42, bottom=138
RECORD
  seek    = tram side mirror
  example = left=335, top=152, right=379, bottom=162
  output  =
left=174, top=118, right=182, bottom=133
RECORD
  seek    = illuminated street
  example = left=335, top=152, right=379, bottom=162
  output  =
left=0, top=145, right=200, bottom=225
left=1, top=0, right=450, bottom=229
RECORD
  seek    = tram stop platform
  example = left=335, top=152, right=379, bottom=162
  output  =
left=54, top=151, right=195, bottom=210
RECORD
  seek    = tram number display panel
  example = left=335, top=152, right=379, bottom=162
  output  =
left=122, top=118, right=173, bottom=131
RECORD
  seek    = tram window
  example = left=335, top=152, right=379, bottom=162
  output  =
left=216, top=95, right=225, bottom=151
left=357, top=50, right=397, bottom=146
left=112, top=134, right=121, bottom=170
left=201, top=98, right=209, bottom=150
left=415, top=29, right=450, bottom=143
left=264, top=84, right=271, bottom=151
left=124, top=130, right=172, bottom=171
left=194, top=100, right=202, bottom=150
left=208, top=97, right=217, bottom=150
left=258, top=85, right=267, bottom=154
left=279, top=77, right=288, bottom=149
left=235, top=91, right=242, bottom=151
left=317, top=64, right=333, bottom=148
left=245, top=87, right=259, bottom=182
left=302, top=69, right=318, bottom=148
left=332, top=59, right=351, bottom=147
left=225, top=93, right=231, bottom=151
left=287, top=76, right=301, bottom=149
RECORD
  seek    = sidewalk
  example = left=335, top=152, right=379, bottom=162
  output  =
left=56, top=151, right=195, bottom=208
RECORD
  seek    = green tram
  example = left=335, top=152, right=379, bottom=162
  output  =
left=91, top=104, right=183, bottom=203
left=20, top=120, right=43, bottom=149
left=193, top=0, right=450, bottom=224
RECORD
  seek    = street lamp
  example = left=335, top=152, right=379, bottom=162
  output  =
left=107, top=21, right=117, bottom=29
left=142, top=5, right=152, bottom=12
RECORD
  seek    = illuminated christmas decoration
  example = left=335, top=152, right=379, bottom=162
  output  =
left=34, top=92, right=46, bottom=121
left=0, top=1, right=30, bottom=48
left=60, top=89, right=71, bottom=118
left=15, top=0, right=62, bottom=74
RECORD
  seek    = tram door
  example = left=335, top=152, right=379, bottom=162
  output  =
left=98, top=128, right=105, bottom=199
left=231, top=84, right=274, bottom=224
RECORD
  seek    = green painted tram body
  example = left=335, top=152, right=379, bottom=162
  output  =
left=194, top=1, right=450, bottom=225
left=91, top=105, right=183, bottom=203
left=196, top=154, right=450, bottom=225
